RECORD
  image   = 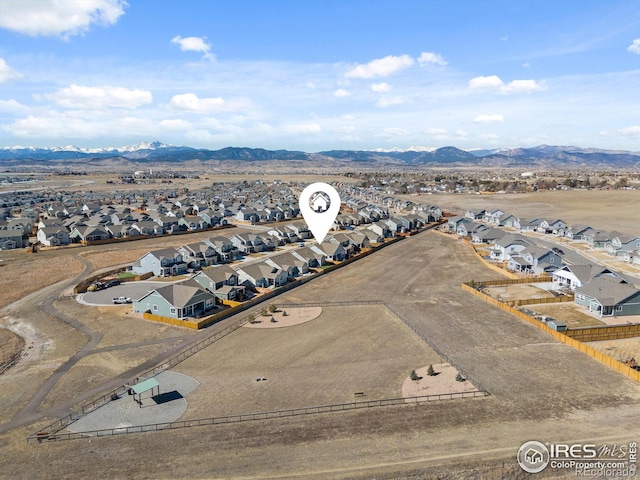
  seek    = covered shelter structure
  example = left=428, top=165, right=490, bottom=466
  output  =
left=130, top=378, right=160, bottom=406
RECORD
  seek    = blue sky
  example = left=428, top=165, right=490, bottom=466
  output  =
left=1, top=0, right=640, bottom=152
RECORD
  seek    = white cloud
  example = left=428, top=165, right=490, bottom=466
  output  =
left=378, top=127, right=410, bottom=137
left=171, top=35, right=215, bottom=62
left=334, top=88, right=351, bottom=97
left=345, top=54, right=414, bottom=79
left=376, top=96, right=406, bottom=107
left=186, top=129, right=215, bottom=142
left=469, top=75, right=504, bottom=89
left=43, top=84, right=152, bottom=109
left=168, top=93, right=225, bottom=113
left=159, top=119, right=192, bottom=130
left=0, top=99, right=28, bottom=114
left=469, top=75, right=544, bottom=94
left=283, top=123, right=321, bottom=134
left=426, top=128, right=447, bottom=135
left=332, top=125, right=356, bottom=133
left=2, top=111, right=154, bottom=139
left=473, top=114, right=504, bottom=123
left=418, top=51, right=447, bottom=67
left=425, top=128, right=467, bottom=140
left=627, top=39, right=640, bottom=55
left=600, top=126, right=640, bottom=137
left=0, top=0, right=127, bottom=38
left=500, top=79, right=544, bottom=94
left=0, top=58, right=23, bottom=83
left=371, top=82, right=392, bottom=93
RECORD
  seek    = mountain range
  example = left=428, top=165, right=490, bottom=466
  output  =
left=1, top=141, right=640, bottom=167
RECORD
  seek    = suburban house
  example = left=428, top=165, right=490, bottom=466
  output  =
left=584, top=230, right=619, bottom=249
left=178, top=242, right=218, bottom=268
left=623, top=249, right=640, bottom=266
left=131, top=247, right=188, bottom=277
left=518, top=218, right=543, bottom=232
left=291, top=247, right=327, bottom=268
left=310, top=241, right=347, bottom=262
left=190, top=265, right=244, bottom=301
left=265, top=252, right=309, bottom=278
left=133, top=284, right=217, bottom=320
left=286, top=222, right=312, bottom=240
left=489, top=234, right=532, bottom=262
left=605, top=234, right=640, bottom=257
left=465, top=209, right=485, bottom=220
left=69, top=225, right=110, bottom=243
left=537, top=219, right=567, bottom=235
left=0, top=229, right=27, bottom=250
left=205, top=236, right=237, bottom=262
left=471, top=226, right=505, bottom=245
left=37, top=226, right=70, bottom=246
left=230, top=233, right=271, bottom=254
left=574, top=275, right=640, bottom=317
left=508, top=245, right=562, bottom=274
left=562, top=224, right=595, bottom=240
left=236, top=262, right=288, bottom=289
left=552, top=264, right=624, bottom=291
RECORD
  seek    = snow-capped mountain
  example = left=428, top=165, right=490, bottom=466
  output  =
left=1, top=141, right=640, bottom=167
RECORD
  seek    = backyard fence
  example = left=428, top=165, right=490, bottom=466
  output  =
left=565, top=323, right=640, bottom=342
left=461, top=282, right=640, bottom=384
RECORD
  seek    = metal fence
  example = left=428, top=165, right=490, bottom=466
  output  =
left=29, top=390, right=488, bottom=443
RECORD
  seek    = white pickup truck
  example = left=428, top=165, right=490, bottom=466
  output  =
left=112, top=296, right=132, bottom=304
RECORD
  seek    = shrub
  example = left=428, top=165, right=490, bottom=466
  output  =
left=455, top=372, right=465, bottom=382
left=282, top=310, right=288, bottom=316
left=410, top=370, right=419, bottom=381
left=260, top=308, right=267, bottom=316
left=427, top=364, right=435, bottom=376
left=268, top=304, right=277, bottom=313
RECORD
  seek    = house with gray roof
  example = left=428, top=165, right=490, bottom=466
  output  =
left=291, top=247, right=326, bottom=268
left=552, top=264, right=623, bottom=291
left=131, top=247, right=187, bottom=276
left=236, top=262, right=287, bottom=289
left=605, top=234, right=640, bottom=257
left=37, top=226, right=70, bottom=246
left=133, top=284, right=216, bottom=320
left=574, top=275, right=640, bottom=317
left=190, top=265, right=244, bottom=301
left=0, top=229, right=27, bottom=249
left=489, top=234, right=531, bottom=262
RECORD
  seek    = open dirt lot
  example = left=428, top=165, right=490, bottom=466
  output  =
left=589, top=337, right=640, bottom=364
left=173, top=304, right=442, bottom=419
left=0, top=327, right=24, bottom=365
left=1, top=231, right=640, bottom=479
left=483, top=283, right=556, bottom=302
left=418, top=189, right=640, bottom=235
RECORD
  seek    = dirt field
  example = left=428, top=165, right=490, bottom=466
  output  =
left=417, top=189, right=640, bottom=235
left=1, top=230, right=639, bottom=479
left=174, top=304, right=442, bottom=419
left=483, top=283, right=556, bottom=302
left=0, top=250, right=85, bottom=308
left=0, top=328, right=24, bottom=365
left=589, top=337, right=640, bottom=365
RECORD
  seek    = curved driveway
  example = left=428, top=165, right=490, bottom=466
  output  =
left=78, top=281, right=180, bottom=306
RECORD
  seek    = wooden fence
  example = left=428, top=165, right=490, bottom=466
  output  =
left=504, top=295, right=574, bottom=307
left=565, top=323, right=640, bottom=342
left=461, top=283, right=640, bottom=383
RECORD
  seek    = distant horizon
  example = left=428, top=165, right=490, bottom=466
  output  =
left=1, top=1, right=640, bottom=151
left=2, top=140, right=640, bottom=155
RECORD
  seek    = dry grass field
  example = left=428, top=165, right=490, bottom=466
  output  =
left=589, top=337, right=640, bottom=364
left=0, top=250, right=85, bottom=308
left=174, top=304, right=442, bottom=419
left=483, top=283, right=556, bottom=302
left=415, top=189, right=640, bottom=235
left=0, top=328, right=24, bottom=365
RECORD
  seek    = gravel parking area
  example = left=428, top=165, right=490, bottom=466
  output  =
left=78, top=281, right=174, bottom=306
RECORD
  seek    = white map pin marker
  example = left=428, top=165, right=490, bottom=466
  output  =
left=299, top=182, right=341, bottom=244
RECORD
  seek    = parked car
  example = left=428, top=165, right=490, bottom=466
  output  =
left=87, top=282, right=106, bottom=291
left=112, top=296, right=132, bottom=304
left=552, top=247, right=565, bottom=255
left=106, top=280, right=121, bottom=288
